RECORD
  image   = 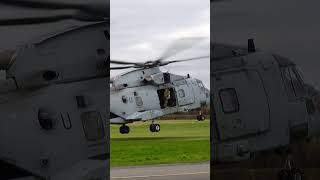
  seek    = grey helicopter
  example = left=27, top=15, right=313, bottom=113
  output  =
left=211, top=39, right=320, bottom=179
left=110, top=39, right=210, bottom=134
left=0, top=1, right=109, bottom=180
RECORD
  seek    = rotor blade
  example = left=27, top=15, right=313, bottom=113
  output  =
left=110, top=60, right=144, bottom=67
left=211, top=0, right=231, bottom=3
left=110, top=60, right=137, bottom=65
left=0, top=0, right=108, bottom=13
left=110, top=66, right=136, bottom=70
left=0, top=15, right=72, bottom=26
left=160, top=55, right=209, bottom=66
left=157, top=37, right=206, bottom=61
left=0, top=0, right=108, bottom=20
left=0, top=9, right=107, bottom=26
left=0, top=0, right=79, bottom=9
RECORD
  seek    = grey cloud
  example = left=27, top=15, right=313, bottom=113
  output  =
left=213, top=0, right=320, bottom=88
left=111, top=0, right=210, bottom=88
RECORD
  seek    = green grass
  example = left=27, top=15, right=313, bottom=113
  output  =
left=110, top=120, right=210, bottom=167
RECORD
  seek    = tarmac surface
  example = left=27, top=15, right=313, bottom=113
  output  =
left=110, top=162, right=209, bottom=180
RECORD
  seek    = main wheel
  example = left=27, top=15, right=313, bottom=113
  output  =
left=197, top=115, right=205, bottom=121
left=278, top=169, right=290, bottom=180
left=154, top=124, right=160, bottom=132
left=291, top=168, right=303, bottom=180
left=124, top=125, right=130, bottom=134
left=120, top=125, right=130, bottom=134
left=120, top=126, right=125, bottom=134
left=150, top=124, right=155, bottom=132
left=150, top=124, right=160, bottom=132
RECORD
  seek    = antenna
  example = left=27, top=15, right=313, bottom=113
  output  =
left=248, top=39, right=256, bottom=52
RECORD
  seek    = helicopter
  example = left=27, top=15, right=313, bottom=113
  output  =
left=211, top=39, right=320, bottom=179
left=0, top=1, right=109, bottom=180
left=110, top=39, right=210, bottom=134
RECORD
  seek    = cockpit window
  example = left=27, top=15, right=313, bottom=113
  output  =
left=291, top=68, right=306, bottom=97
left=281, top=65, right=306, bottom=99
left=197, top=81, right=206, bottom=91
left=282, top=67, right=296, bottom=98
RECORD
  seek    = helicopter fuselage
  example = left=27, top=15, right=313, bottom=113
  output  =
left=0, top=21, right=110, bottom=179
left=211, top=43, right=320, bottom=165
left=110, top=67, right=210, bottom=124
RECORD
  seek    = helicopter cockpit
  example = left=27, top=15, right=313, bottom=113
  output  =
left=273, top=54, right=309, bottom=98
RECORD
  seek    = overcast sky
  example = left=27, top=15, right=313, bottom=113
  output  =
left=0, top=2, right=92, bottom=51
left=111, top=0, right=210, bottom=88
left=213, top=0, right=320, bottom=89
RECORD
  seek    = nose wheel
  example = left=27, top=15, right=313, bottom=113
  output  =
left=120, top=125, right=130, bottom=134
left=197, top=109, right=206, bottom=121
left=278, top=156, right=303, bottom=180
left=197, top=115, right=205, bottom=121
left=150, top=124, right=160, bottom=132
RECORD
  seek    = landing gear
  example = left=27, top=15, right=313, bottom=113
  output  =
left=197, top=109, right=206, bottom=121
left=291, top=169, right=303, bottom=180
left=120, top=124, right=130, bottom=134
left=278, top=169, right=303, bottom=180
left=197, top=115, right=205, bottom=121
left=278, top=156, right=303, bottom=180
left=150, top=123, right=160, bottom=132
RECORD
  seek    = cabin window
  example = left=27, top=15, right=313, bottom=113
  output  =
left=178, top=89, right=185, bottom=98
left=81, top=111, right=105, bottom=141
left=281, top=66, right=306, bottom=99
left=175, top=80, right=186, bottom=86
left=122, top=96, right=127, bottom=103
left=135, top=96, right=143, bottom=106
left=219, top=88, right=240, bottom=113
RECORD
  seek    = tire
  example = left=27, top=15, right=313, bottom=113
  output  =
left=291, top=168, right=303, bottom=180
left=120, top=126, right=125, bottom=134
left=120, top=125, right=130, bottom=134
left=124, top=125, right=130, bottom=134
left=155, top=124, right=160, bottom=132
left=149, top=124, right=155, bottom=132
left=278, top=169, right=290, bottom=180
left=197, top=115, right=205, bottom=121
